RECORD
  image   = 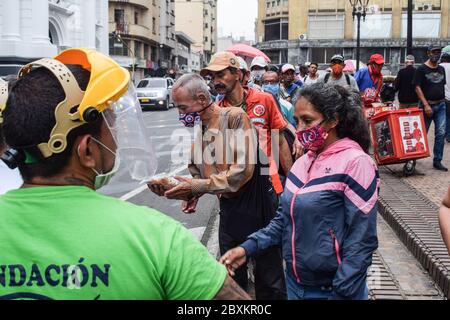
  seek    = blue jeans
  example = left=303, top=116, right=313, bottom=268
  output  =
left=422, top=101, right=446, bottom=163
left=446, top=100, right=450, bottom=140
left=285, top=268, right=369, bottom=300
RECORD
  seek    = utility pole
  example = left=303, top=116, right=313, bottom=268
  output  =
left=407, top=0, right=413, bottom=55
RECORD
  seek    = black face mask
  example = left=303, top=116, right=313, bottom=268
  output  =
left=430, top=55, right=440, bottom=63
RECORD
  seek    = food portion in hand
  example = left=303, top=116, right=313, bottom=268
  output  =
left=149, top=177, right=180, bottom=190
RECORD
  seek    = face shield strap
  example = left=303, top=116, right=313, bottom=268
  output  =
left=18, top=58, right=86, bottom=159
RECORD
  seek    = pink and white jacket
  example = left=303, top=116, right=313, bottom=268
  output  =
left=242, top=138, right=380, bottom=299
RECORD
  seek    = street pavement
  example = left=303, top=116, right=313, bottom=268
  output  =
left=103, top=107, right=219, bottom=242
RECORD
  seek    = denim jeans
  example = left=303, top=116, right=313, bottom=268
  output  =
left=421, top=101, right=446, bottom=163
left=285, top=268, right=369, bottom=300
left=446, top=100, right=450, bottom=140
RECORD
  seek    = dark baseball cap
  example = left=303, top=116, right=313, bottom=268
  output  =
left=428, top=44, right=442, bottom=52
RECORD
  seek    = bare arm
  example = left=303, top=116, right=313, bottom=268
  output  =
left=439, top=186, right=450, bottom=256
left=415, top=85, right=433, bottom=117
left=213, top=275, right=252, bottom=300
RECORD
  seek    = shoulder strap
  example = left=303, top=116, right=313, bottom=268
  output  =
left=324, top=73, right=330, bottom=83
left=345, top=74, right=351, bottom=86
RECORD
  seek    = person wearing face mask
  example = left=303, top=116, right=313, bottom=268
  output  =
left=413, top=45, right=448, bottom=172
left=262, top=71, right=296, bottom=128
left=204, top=51, right=303, bottom=195
left=0, top=49, right=250, bottom=300
left=149, top=73, right=287, bottom=300
left=319, top=54, right=359, bottom=93
left=279, top=64, right=301, bottom=105
left=249, top=56, right=268, bottom=90
left=355, top=54, right=385, bottom=106
left=220, top=83, right=379, bottom=300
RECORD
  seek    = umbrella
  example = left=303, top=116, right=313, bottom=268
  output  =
left=343, top=60, right=366, bottom=73
left=443, top=45, right=450, bottom=53
left=226, top=44, right=271, bottom=63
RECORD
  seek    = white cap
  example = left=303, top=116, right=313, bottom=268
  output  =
left=236, top=56, right=249, bottom=71
left=250, top=56, right=268, bottom=70
left=281, top=63, right=295, bottom=73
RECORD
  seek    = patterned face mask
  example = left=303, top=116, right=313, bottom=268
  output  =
left=179, top=112, right=201, bottom=128
left=178, top=102, right=213, bottom=128
left=296, top=121, right=328, bottom=152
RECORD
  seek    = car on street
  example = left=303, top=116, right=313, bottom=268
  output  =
left=136, top=77, right=174, bottom=111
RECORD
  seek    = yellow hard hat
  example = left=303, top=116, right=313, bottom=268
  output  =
left=16, top=48, right=131, bottom=158
left=55, top=48, right=130, bottom=122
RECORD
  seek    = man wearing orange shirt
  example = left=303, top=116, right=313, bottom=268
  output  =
left=201, top=52, right=301, bottom=192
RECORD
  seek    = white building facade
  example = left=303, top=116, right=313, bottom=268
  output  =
left=0, top=0, right=108, bottom=74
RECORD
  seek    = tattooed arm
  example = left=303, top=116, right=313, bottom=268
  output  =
left=213, top=275, right=252, bottom=300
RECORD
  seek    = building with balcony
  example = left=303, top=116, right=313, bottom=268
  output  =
left=175, top=0, right=218, bottom=67
left=256, top=0, right=450, bottom=73
left=109, top=0, right=161, bottom=81
left=175, top=31, right=194, bottom=74
left=0, top=0, right=108, bottom=75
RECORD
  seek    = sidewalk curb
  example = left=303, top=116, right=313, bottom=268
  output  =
left=378, top=169, right=450, bottom=299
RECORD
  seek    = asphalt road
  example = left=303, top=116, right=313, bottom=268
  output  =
left=101, top=107, right=218, bottom=242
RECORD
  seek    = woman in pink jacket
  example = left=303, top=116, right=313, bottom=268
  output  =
left=221, top=82, right=379, bottom=300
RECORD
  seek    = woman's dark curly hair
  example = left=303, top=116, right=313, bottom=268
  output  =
left=298, top=82, right=371, bottom=153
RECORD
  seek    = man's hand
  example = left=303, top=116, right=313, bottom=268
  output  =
left=293, top=138, right=304, bottom=160
left=164, top=176, right=194, bottom=201
left=424, top=104, right=433, bottom=118
left=219, top=247, right=247, bottom=277
left=148, top=183, right=166, bottom=197
left=182, top=196, right=200, bottom=214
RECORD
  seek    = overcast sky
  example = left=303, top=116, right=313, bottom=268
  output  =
left=217, top=0, right=257, bottom=41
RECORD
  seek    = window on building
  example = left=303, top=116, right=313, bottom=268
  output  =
left=114, top=9, right=124, bottom=23
left=144, top=44, right=150, bottom=59
left=152, top=18, right=156, bottom=34
left=400, top=13, right=440, bottom=38
left=355, top=13, right=392, bottom=39
left=308, top=14, right=345, bottom=40
left=109, top=36, right=129, bottom=57
left=134, top=11, right=139, bottom=25
left=135, top=41, right=142, bottom=59
left=264, top=18, right=288, bottom=41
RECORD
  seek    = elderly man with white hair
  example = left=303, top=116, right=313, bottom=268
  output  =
left=149, top=73, right=287, bottom=300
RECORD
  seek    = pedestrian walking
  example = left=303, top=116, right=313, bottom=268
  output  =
left=395, top=55, right=419, bottom=109
left=203, top=52, right=302, bottom=194
left=318, top=54, right=359, bottom=92
left=280, top=64, right=301, bottom=105
left=355, top=54, right=385, bottom=106
left=262, top=71, right=297, bottom=127
left=414, top=44, right=448, bottom=171
left=303, top=63, right=319, bottom=86
left=220, top=82, right=379, bottom=300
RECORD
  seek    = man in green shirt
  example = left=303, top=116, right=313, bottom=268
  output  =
left=0, top=48, right=249, bottom=300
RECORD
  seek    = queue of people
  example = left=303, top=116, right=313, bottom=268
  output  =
left=0, top=46, right=448, bottom=301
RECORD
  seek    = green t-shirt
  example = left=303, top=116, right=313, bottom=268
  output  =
left=0, top=186, right=227, bottom=300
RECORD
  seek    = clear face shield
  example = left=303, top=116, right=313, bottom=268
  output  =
left=99, top=82, right=157, bottom=194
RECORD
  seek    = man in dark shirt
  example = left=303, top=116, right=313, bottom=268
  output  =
left=395, top=55, right=419, bottom=108
left=413, top=45, right=448, bottom=171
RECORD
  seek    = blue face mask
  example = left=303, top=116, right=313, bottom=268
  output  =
left=262, top=83, right=280, bottom=97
